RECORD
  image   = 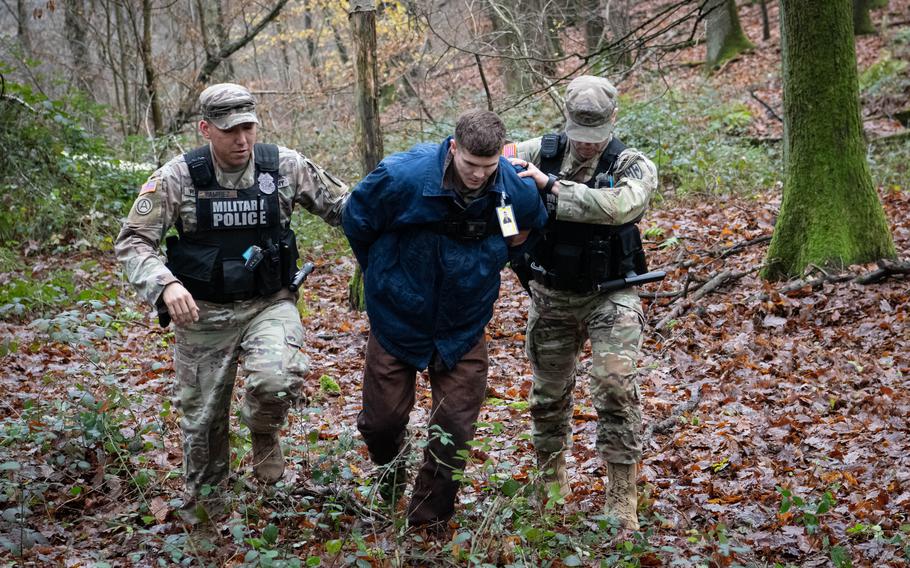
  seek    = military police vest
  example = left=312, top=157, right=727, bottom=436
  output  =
left=531, top=133, right=647, bottom=292
left=165, top=143, right=300, bottom=303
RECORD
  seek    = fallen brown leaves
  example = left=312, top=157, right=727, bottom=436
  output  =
left=0, top=185, right=905, bottom=564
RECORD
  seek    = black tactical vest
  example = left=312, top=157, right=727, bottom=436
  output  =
left=530, top=133, right=648, bottom=292
left=165, top=143, right=300, bottom=303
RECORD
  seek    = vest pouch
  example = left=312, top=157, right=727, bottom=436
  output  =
left=551, top=243, right=584, bottom=290
left=165, top=236, right=220, bottom=285
left=255, top=242, right=283, bottom=296
left=588, top=237, right=612, bottom=283
left=614, top=225, right=648, bottom=276
left=222, top=258, right=256, bottom=300
left=279, top=229, right=300, bottom=286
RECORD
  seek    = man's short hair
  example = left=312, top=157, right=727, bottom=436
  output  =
left=454, top=110, right=506, bottom=156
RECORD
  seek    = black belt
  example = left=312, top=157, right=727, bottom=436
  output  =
left=427, top=219, right=499, bottom=241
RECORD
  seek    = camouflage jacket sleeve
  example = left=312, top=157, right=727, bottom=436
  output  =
left=284, top=148, right=349, bottom=227
left=514, top=137, right=543, bottom=165
left=554, top=149, right=657, bottom=225
left=516, top=138, right=657, bottom=226
left=113, top=160, right=185, bottom=308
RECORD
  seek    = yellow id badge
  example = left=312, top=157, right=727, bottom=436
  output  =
left=496, top=204, right=518, bottom=237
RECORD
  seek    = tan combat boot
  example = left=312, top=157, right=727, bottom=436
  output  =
left=536, top=451, right=571, bottom=498
left=605, top=462, right=639, bottom=530
left=251, top=432, right=285, bottom=484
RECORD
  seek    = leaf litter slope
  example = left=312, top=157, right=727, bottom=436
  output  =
left=0, top=187, right=906, bottom=564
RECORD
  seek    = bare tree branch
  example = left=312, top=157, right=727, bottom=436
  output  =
left=164, top=0, right=291, bottom=137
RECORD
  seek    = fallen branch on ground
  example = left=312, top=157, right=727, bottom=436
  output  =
left=748, top=258, right=909, bottom=302
left=654, top=268, right=757, bottom=330
left=644, top=381, right=703, bottom=441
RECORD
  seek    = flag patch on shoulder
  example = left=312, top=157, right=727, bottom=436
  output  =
left=501, top=143, right=517, bottom=158
left=139, top=178, right=158, bottom=195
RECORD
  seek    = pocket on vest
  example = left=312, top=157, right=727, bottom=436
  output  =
left=222, top=258, right=255, bottom=296
left=166, top=237, right=220, bottom=283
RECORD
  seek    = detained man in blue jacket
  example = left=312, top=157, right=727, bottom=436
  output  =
left=342, top=110, right=548, bottom=532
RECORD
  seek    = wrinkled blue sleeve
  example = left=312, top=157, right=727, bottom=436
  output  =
left=342, top=164, right=392, bottom=271
left=504, top=160, right=548, bottom=230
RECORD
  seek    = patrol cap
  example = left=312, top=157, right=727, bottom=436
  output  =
left=199, top=83, right=259, bottom=130
left=564, top=75, right=618, bottom=143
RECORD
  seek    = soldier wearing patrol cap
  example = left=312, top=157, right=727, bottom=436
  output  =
left=115, top=83, right=348, bottom=515
left=504, top=75, right=658, bottom=530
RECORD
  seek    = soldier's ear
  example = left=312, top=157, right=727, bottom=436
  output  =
left=199, top=120, right=211, bottom=140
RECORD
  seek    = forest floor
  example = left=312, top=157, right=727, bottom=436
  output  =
left=0, top=185, right=907, bottom=567
left=1, top=1, right=910, bottom=567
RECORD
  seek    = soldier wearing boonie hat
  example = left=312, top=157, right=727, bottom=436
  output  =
left=115, top=82, right=349, bottom=521
left=504, top=75, right=659, bottom=531
left=563, top=75, right=619, bottom=143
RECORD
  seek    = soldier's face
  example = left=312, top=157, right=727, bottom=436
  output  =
left=200, top=121, right=258, bottom=169
left=570, top=139, right=609, bottom=161
left=451, top=142, right=500, bottom=190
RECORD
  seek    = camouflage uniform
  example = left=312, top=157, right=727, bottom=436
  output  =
left=513, top=78, right=658, bottom=467
left=115, top=84, right=347, bottom=495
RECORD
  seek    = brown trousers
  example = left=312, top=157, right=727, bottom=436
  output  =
left=357, top=335, right=488, bottom=524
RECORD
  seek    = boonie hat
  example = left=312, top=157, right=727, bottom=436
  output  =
left=564, top=75, right=618, bottom=143
left=199, top=83, right=259, bottom=130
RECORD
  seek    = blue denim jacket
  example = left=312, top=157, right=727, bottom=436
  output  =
left=342, top=137, right=548, bottom=369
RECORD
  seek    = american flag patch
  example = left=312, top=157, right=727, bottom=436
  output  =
left=501, top=143, right=517, bottom=158
left=139, top=178, right=158, bottom=195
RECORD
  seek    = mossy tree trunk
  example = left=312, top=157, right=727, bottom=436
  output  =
left=348, top=0, right=384, bottom=311
left=763, top=0, right=895, bottom=281
left=705, top=0, right=753, bottom=69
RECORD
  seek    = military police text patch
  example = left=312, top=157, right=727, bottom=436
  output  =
left=135, top=197, right=153, bottom=215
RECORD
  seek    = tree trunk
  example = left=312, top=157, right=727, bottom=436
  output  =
left=606, top=0, right=633, bottom=67
left=330, top=19, right=350, bottom=64
left=758, top=0, right=771, bottom=40
left=763, top=0, right=895, bottom=280
left=114, top=1, right=135, bottom=133
left=63, top=0, right=96, bottom=96
left=348, top=0, right=385, bottom=311
left=276, top=20, right=293, bottom=89
left=705, top=0, right=753, bottom=69
left=487, top=2, right=534, bottom=95
left=583, top=0, right=605, bottom=54
left=523, top=0, right=561, bottom=78
left=16, top=0, right=31, bottom=56
left=163, top=0, right=290, bottom=136
left=140, top=0, right=163, bottom=135
left=852, top=0, right=877, bottom=35
left=215, top=0, right=236, bottom=77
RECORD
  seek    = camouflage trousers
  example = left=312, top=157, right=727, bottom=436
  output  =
left=173, top=290, right=309, bottom=495
left=526, top=282, right=644, bottom=464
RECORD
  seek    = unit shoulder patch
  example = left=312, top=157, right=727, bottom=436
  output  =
left=135, top=197, right=154, bottom=215
left=624, top=163, right=643, bottom=180
left=501, top=143, right=518, bottom=158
